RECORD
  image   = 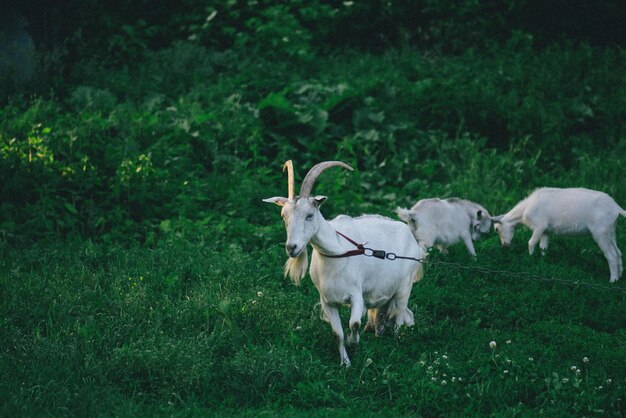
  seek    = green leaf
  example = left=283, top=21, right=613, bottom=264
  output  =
left=64, top=203, right=78, bottom=215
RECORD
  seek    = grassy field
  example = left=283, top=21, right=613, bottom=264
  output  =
left=1, top=209, right=625, bottom=415
left=2, top=6, right=626, bottom=414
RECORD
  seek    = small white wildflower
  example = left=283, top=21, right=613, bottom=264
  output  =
left=441, top=380, right=447, bottom=385
left=419, top=361, right=426, bottom=366
left=507, top=359, right=512, bottom=365
left=489, top=341, right=497, bottom=349
left=257, top=291, right=263, bottom=297
left=365, top=358, right=373, bottom=366
left=562, top=378, right=569, bottom=384
left=606, top=379, right=612, bottom=384
left=451, top=377, right=456, bottom=382
left=575, top=369, right=581, bottom=375
left=598, top=385, right=603, bottom=390
left=506, top=340, right=512, bottom=344
left=295, top=326, right=302, bottom=331
left=442, top=355, right=448, bottom=360
left=583, top=356, right=589, bottom=363
left=504, top=370, right=509, bottom=374
left=528, top=357, right=534, bottom=362
left=343, top=1, right=354, bottom=6
left=458, top=377, right=463, bottom=382
left=571, top=366, right=577, bottom=372
left=431, top=377, right=437, bottom=382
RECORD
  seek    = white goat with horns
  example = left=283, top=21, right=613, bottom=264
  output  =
left=492, top=187, right=626, bottom=282
left=264, top=160, right=424, bottom=366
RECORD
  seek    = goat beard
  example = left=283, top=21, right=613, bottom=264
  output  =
left=283, top=248, right=309, bottom=285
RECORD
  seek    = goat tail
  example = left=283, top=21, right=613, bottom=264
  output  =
left=283, top=248, right=309, bottom=285
left=621, top=208, right=626, bottom=218
left=412, top=247, right=427, bottom=283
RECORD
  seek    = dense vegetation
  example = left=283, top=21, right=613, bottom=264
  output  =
left=1, top=1, right=625, bottom=415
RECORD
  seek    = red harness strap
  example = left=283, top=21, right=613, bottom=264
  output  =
left=320, top=231, right=366, bottom=258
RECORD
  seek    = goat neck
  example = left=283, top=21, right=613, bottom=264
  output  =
left=309, top=214, right=357, bottom=257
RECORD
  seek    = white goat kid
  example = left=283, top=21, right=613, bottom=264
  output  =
left=492, top=187, right=626, bottom=282
left=396, top=198, right=492, bottom=256
left=264, top=161, right=424, bottom=366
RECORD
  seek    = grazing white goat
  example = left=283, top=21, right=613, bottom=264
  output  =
left=492, top=187, right=626, bottom=282
left=396, top=198, right=492, bottom=256
left=264, top=160, right=424, bottom=366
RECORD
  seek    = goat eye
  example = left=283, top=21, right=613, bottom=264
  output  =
left=305, top=213, right=314, bottom=221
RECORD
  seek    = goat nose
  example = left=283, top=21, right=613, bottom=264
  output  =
left=285, top=243, right=298, bottom=256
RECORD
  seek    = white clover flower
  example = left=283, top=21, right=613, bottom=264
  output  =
left=451, top=377, right=456, bottom=382
left=431, top=377, right=437, bottom=382
left=506, top=340, right=512, bottom=344
left=562, top=378, right=569, bottom=384
left=257, top=291, right=263, bottom=297
left=442, top=355, right=448, bottom=360
left=571, top=366, right=577, bottom=372
left=489, top=341, right=497, bottom=349
left=583, top=356, right=590, bottom=363
left=528, top=357, right=534, bottom=362
left=575, top=369, right=581, bottom=375
left=606, top=379, right=612, bottom=384
left=458, top=377, right=463, bottom=382
left=441, top=380, right=447, bottom=385
left=504, top=370, right=509, bottom=374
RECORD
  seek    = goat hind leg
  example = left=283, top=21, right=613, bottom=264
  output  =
left=592, top=231, right=620, bottom=282
left=364, top=309, right=377, bottom=333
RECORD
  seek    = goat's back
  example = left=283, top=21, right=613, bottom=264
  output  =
left=410, top=199, right=472, bottom=244
left=310, top=214, right=423, bottom=302
left=523, top=187, right=623, bottom=233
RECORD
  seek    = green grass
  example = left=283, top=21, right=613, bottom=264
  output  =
left=1, top=223, right=625, bottom=416
left=2, top=17, right=626, bottom=416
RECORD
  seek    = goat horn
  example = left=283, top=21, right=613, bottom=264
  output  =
left=300, top=161, right=353, bottom=197
left=283, top=160, right=295, bottom=200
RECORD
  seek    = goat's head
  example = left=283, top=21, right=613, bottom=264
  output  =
left=492, top=215, right=514, bottom=247
left=471, top=209, right=492, bottom=240
left=264, top=160, right=353, bottom=258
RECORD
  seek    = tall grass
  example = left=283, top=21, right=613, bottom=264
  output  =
left=1, top=224, right=625, bottom=415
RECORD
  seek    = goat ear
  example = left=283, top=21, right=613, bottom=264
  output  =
left=396, top=207, right=411, bottom=222
left=313, top=195, right=327, bottom=207
left=491, top=215, right=503, bottom=224
left=263, top=197, right=288, bottom=207
left=476, top=210, right=483, bottom=220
